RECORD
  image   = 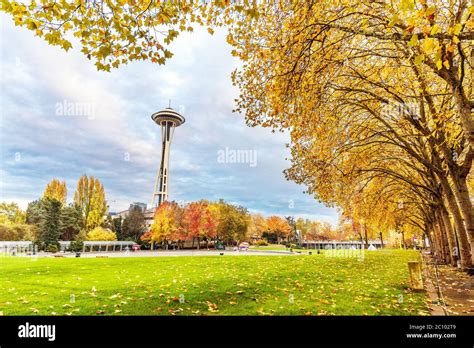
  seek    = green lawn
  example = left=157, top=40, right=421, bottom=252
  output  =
left=0, top=250, right=429, bottom=316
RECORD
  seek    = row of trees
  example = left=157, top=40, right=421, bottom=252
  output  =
left=2, top=189, right=354, bottom=249
left=0, top=176, right=108, bottom=250
left=222, top=1, right=474, bottom=269
left=142, top=202, right=384, bottom=249
left=141, top=200, right=250, bottom=249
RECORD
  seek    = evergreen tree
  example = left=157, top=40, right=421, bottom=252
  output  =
left=25, top=200, right=44, bottom=225
left=39, top=199, right=62, bottom=248
left=112, top=216, right=123, bottom=240
left=59, top=205, right=82, bottom=240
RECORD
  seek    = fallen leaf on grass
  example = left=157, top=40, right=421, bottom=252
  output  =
left=205, top=301, right=219, bottom=312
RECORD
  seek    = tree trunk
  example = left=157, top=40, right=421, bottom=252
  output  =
left=432, top=220, right=444, bottom=263
left=440, top=177, right=472, bottom=269
left=439, top=206, right=456, bottom=266
left=379, top=231, right=384, bottom=248
left=436, top=213, right=450, bottom=264
left=363, top=224, right=369, bottom=249
left=456, top=176, right=474, bottom=261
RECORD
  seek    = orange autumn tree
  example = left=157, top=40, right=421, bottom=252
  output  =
left=266, top=216, right=291, bottom=244
left=182, top=201, right=218, bottom=249
left=248, top=213, right=268, bottom=239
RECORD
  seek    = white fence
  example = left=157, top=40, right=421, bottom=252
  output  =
left=0, top=241, right=136, bottom=254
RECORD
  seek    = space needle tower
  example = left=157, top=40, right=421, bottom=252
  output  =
left=151, top=107, right=185, bottom=207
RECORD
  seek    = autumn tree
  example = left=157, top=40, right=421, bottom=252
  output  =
left=182, top=201, right=219, bottom=249
left=149, top=201, right=183, bottom=249
left=266, top=216, right=291, bottom=244
left=43, top=179, right=67, bottom=205
left=248, top=213, right=268, bottom=239
left=73, top=175, right=107, bottom=231
left=0, top=1, right=226, bottom=70
left=0, top=202, right=26, bottom=224
left=214, top=200, right=250, bottom=246
left=86, top=226, right=117, bottom=241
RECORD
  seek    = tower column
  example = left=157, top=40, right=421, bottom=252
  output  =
left=151, top=108, right=185, bottom=208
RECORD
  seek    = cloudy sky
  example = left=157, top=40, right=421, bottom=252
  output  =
left=0, top=15, right=339, bottom=225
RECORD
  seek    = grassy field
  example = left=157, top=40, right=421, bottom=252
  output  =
left=0, top=250, right=429, bottom=316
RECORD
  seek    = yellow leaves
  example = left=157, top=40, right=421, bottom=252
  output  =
left=207, top=27, right=214, bottom=35
left=424, top=6, right=437, bottom=18
left=422, top=25, right=430, bottom=36
left=452, top=23, right=462, bottom=36
left=44, top=31, right=62, bottom=46
left=414, top=54, right=425, bottom=65
left=108, top=293, right=122, bottom=299
left=62, top=21, right=73, bottom=31
left=408, top=34, right=418, bottom=47
left=26, top=19, right=39, bottom=30
left=388, top=14, right=400, bottom=28
left=400, top=0, right=415, bottom=12
left=430, top=24, right=440, bottom=36
left=421, top=38, right=437, bottom=54
left=61, top=40, right=72, bottom=52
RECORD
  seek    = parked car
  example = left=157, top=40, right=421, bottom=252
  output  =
left=238, top=242, right=249, bottom=251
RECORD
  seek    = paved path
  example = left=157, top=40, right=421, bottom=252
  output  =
left=422, top=252, right=474, bottom=315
